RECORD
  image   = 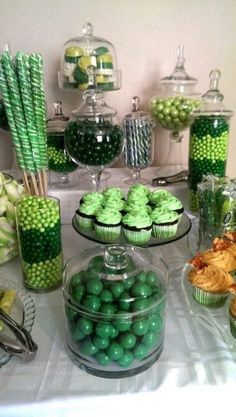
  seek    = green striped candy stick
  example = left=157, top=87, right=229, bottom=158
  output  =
left=0, top=54, right=26, bottom=170
left=1, top=51, right=36, bottom=173
left=16, top=52, right=42, bottom=171
left=29, top=53, right=48, bottom=170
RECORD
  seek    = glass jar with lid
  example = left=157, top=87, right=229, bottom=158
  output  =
left=64, top=67, right=124, bottom=191
left=63, top=244, right=169, bottom=378
left=47, top=101, right=78, bottom=186
left=149, top=46, right=201, bottom=177
left=58, top=22, right=121, bottom=92
left=188, top=69, right=234, bottom=212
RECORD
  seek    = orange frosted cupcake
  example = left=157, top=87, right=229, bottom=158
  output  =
left=201, top=249, right=236, bottom=274
left=188, top=264, right=235, bottom=307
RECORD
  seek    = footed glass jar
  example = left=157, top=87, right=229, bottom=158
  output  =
left=65, top=72, right=123, bottom=191
left=188, top=70, right=233, bottom=212
left=47, top=101, right=78, bottom=186
left=149, top=46, right=201, bottom=176
left=63, top=244, right=169, bottom=378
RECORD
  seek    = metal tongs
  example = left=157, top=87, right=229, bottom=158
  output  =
left=0, top=307, right=38, bottom=361
left=152, top=170, right=188, bottom=186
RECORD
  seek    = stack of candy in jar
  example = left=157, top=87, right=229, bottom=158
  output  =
left=0, top=50, right=48, bottom=196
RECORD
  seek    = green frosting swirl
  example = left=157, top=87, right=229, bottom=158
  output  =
left=124, top=201, right=151, bottom=214
left=122, top=211, right=152, bottom=228
left=126, top=194, right=149, bottom=205
left=103, top=197, right=125, bottom=211
left=83, top=192, right=104, bottom=204
left=102, top=187, right=124, bottom=200
left=149, top=189, right=172, bottom=205
left=96, top=208, right=122, bottom=225
left=128, top=184, right=149, bottom=196
left=79, top=202, right=101, bottom=216
left=151, top=208, right=178, bottom=224
left=157, top=197, right=183, bottom=211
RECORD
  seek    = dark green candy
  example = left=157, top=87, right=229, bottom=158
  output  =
left=80, top=338, right=99, bottom=356
left=133, top=343, right=149, bottom=360
left=142, top=331, right=158, bottom=348
left=99, top=289, right=113, bottom=303
left=110, top=282, right=125, bottom=299
left=119, top=332, right=137, bottom=349
left=82, top=295, right=101, bottom=312
left=106, top=342, right=124, bottom=361
left=95, top=351, right=111, bottom=366
left=130, top=282, right=152, bottom=297
left=95, top=322, right=113, bottom=338
left=72, top=284, right=86, bottom=303
left=118, top=350, right=133, bottom=368
left=77, top=317, right=93, bottom=335
left=86, top=279, right=103, bottom=296
left=93, top=336, right=110, bottom=350
left=131, top=318, right=149, bottom=336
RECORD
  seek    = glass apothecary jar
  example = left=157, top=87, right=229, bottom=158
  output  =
left=65, top=72, right=124, bottom=191
left=123, top=96, right=155, bottom=184
left=149, top=46, right=201, bottom=176
left=47, top=101, right=78, bottom=186
left=58, top=22, right=121, bottom=92
left=63, top=244, right=169, bottom=378
left=188, top=69, right=233, bottom=212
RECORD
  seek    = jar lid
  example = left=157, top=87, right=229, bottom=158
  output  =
left=124, top=96, right=152, bottom=121
left=193, top=69, right=233, bottom=117
left=47, top=101, right=69, bottom=133
left=63, top=244, right=168, bottom=317
left=161, top=45, right=198, bottom=88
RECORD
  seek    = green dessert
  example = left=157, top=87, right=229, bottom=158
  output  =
left=122, top=212, right=152, bottom=245
left=123, top=201, right=152, bottom=215
left=81, top=191, right=104, bottom=205
left=157, top=196, right=184, bottom=218
left=102, top=187, right=124, bottom=200
left=94, top=208, right=122, bottom=241
left=148, top=189, right=173, bottom=206
left=76, top=202, right=101, bottom=231
left=103, top=197, right=125, bottom=212
left=151, top=208, right=179, bottom=239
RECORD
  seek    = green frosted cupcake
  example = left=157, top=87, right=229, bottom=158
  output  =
left=229, top=297, right=236, bottom=338
left=151, top=208, right=179, bottom=239
left=94, top=208, right=122, bottom=241
left=157, top=196, right=184, bottom=219
left=122, top=211, right=152, bottom=245
left=76, top=202, right=101, bottom=231
left=128, top=184, right=149, bottom=197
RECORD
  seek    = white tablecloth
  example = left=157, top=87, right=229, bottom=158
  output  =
left=1, top=170, right=236, bottom=417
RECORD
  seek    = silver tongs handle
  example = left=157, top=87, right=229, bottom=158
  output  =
left=0, top=307, right=38, bottom=361
left=152, top=170, right=188, bottom=186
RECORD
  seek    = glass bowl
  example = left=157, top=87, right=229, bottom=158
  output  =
left=62, top=244, right=169, bottom=378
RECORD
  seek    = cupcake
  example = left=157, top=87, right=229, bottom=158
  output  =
left=157, top=196, right=184, bottom=219
left=76, top=202, right=101, bottom=231
left=151, top=208, right=179, bottom=239
left=148, top=189, right=172, bottom=206
left=122, top=211, right=152, bottom=245
left=94, top=208, right=122, bottom=241
left=127, top=184, right=149, bottom=198
left=229, top=297, right=236, bottom=338
left=126, top=192, right=149, bottom=206
left=123, top=200, right=152, bottom=215
left=188, top=264, right=235, bottom=307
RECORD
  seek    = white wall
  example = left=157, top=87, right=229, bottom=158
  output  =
left=0, top=0, right=236, bottom=176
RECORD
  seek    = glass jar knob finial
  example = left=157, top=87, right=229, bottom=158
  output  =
left=82, top=22, right=93, bottom=36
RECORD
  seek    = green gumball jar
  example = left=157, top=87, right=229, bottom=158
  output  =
left=188, top=69, right=233, bottom=213
left=63, top=244, right=169, bottom=378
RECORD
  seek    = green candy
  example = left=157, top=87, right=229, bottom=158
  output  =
left=131, top=318, right=149, bottom=336
left=86, top=279, right=103, bottom=296
left=118, top=350, right=133, bottom=368
left=106, top=342, right=124, bottom=361
left=133, top=343, right=148, bottom=360
left=130, top=282, right=152, bottom=297
left=95, top=351, right=111, bottom=366
left=77, top=317, right=93, bottom=336
left=110, top=282, right=125, bottom=299
left=95, top=322, right=113, bottom=338
left=80, top=338, right=99, bottom=356
left=82, top=295, right=101, bottom=312
left=93, top=335, right=110, bottom=350
left=119, top=332, right=137, bottom=349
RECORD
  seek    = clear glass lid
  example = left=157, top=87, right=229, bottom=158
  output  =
left=193, top=69, right=233, bottom=118
left=160, top=45, right=198, bottom=95
left=58, top=22, right=121, bottom=92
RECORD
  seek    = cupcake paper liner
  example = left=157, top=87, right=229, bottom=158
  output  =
left=94, top=224, right=121, bottom=241
left=152, top=223, right=178, bottom=239
left=76, top=214, right=94, bottom=231
left=229, top=315, right=236, bottom=339
left=192, top=286, right=229, bottom=308
left=123, top=228, right=152, bottom=245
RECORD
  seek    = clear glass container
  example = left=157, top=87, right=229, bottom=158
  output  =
left=65, top=68, right=124, bottom=191
left=123, top=96, right=155, bottom=184
left=63, top=244, right=169, bottom=378
left=15, top=195, right=63, bottom=293
left=47, top=101, right=78, bottom=187
left=149, top=45, right=201, bottom=177
left=58, top=22, right=121, bottom=92
left=188, top=69, right=233, bottom=212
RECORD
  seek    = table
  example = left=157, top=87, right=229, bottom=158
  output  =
left=1, top=169, right=236, bottom=417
